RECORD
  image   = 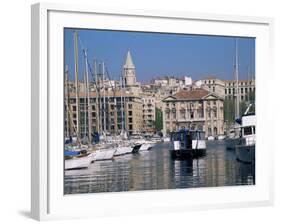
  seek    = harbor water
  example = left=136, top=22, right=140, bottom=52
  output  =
left=64, top=141, right=255, bottom=194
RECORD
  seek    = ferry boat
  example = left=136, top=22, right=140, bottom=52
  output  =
left=170, top=129, right=206, bottom=159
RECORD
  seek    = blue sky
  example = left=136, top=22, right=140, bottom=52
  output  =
left=64, top=28, right=255, bottom=82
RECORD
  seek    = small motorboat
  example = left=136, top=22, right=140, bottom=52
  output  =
left=217, top=135, right=226, bottom=140
left=207, top=136, right=215, bottom=141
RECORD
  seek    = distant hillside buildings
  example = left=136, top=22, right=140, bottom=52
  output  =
left=65, top=50, right=255, bottom=137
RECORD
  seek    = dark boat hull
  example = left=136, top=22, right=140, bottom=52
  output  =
left=236, top=145, right=255, bottom=164
left=132, top=144, right=141, bottom=153
left=170, top=149, right=206, bottom=159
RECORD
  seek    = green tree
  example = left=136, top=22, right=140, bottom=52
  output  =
left=155, top=107, right=163, bottom=131
left=224, top=99, right=235, bottom=123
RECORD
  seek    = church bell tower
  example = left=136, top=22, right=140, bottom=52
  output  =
left=123, top=50, right=136, bottom=87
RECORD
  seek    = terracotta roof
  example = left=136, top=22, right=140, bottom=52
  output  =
left=172, top=88, right=210, bottom=100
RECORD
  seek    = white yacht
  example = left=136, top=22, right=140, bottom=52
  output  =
left=235, top=110, right=256, bottom=164
left=114, top=145, right=133, bottom=156
left=65, top=153, right=92, bottom=170
left=91, top=148, right=116, bottom=161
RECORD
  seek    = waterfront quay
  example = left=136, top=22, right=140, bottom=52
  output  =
left=64, top=140, right=255, bottom=194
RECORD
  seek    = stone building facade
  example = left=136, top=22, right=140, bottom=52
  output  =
left=142, top=96, right=156, bottom=135
left=224, top=79, right=255, bottom=101
left=194, top=76, right=226, bottom=98
left=162, top=88, right=224, bottom=137
left=66, top=90, right=143, bottom=137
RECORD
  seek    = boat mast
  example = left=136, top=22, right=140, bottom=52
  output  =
left=83, top=49, right=92, bottom=144
left=74, top=31, right=80, bottom=139
left=64, top=65, right=71, bottom=138
left=94, top=60, right=100, bottom=134
left=98, top=63, right=103, bottom=134
left=83, top=64, right=87, bottom=138
left=235, top=39, right=240, bottom=119
left=247, top=65, right=250, bottom=103
left=120, top=76, right=124, bottom=133
left=105, top=64, right=111, bottom=134
left=122, top=73, right=127, bottom=136
left=102, top=62, right=106, bottom=134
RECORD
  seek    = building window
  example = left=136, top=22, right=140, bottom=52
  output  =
left=214, top=127, right=218, bottom=136
left=213, top=86, right=215, bottom=92
left=172, top=110, right=176, bottom=119
left=129, top=124, right=133, bottom=130
left=229, top=88, right=231, bottom=94
left=128, top=104, right=132, bottom=109
left=213, top=109, right=217, bottom=118
left=129, top=118, right=133, bottom=123
left=208, top=127, right=212, bottom=136
left=128, top=111, right=132, bottom=116
left=190, top=111, right=194, bottom=119
left=180, top=109, right=185, bottom=119
left=198, top=109, right=204, bottom=118
left=241, top=88, right=244, bottom=94
left=165, top=110, right=170, bottom=119
left=72, top=106, right=76, bottom=111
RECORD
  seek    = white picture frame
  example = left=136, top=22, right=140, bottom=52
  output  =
left=31, top=2, right=274, bottom=221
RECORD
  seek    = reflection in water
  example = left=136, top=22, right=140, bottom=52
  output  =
left=64, top=141, right=255, bottom=194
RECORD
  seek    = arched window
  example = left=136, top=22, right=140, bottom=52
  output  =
left=208, top=127, right=212, bottom=136
left=214, top=127, right=218, bottom=136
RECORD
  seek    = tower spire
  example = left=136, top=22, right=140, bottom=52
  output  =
left=124, top=49, right=135, bottom=69
left=123, top=49, right=136, bottom=87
